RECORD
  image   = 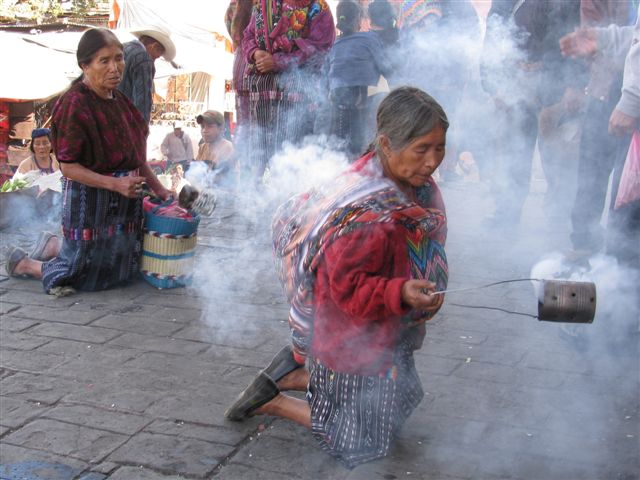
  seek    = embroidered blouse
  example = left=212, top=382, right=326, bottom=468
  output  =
left=51, top=81, right=148, bottom=174
left=242, top=0, right=335, bottom=72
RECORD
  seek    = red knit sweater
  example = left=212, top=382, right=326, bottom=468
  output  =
left=311, top=222, right=414, bottom=375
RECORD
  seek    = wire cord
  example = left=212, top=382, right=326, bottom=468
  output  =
left=433, top=278, right=542, bottom=295
left=448, top=302, right=538, bottom=319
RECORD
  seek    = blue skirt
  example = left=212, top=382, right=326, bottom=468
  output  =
left=42, top=176, right=143, bottom=292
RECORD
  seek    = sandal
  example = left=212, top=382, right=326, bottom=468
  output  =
left=224, top=371, right=279, bottom=421
left=30, top=231, right=57, bottom=262
left=5, top=246, right=28, bottom=277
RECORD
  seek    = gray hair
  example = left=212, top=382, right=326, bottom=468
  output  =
left=374, top=86, right=449, bottom=153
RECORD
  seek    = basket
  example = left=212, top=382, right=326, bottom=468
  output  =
left=140, top=199, right=200, bottom=289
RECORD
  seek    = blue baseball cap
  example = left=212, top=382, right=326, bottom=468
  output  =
left=31, top=128, right=51, bottom=139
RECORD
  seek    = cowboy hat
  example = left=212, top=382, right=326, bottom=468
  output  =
left=130, top=25, right=176, bottom=61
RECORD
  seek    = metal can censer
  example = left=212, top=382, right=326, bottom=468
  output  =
left=537, top=280, right=597, bottom=324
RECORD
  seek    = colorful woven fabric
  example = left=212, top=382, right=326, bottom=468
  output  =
left=142, top=197, right=193, bottom=219
left=272, top=152, right=448, bottom=360
left=241, top=0, right=334, bottom=175
left=42, top=174, right=143, bottom=293
left=254, top=0, right=329, bottom=53
left=140, top=201, right=200, bottom=289
left=52, top=80, right=147, bottom=173
left=308, top=329, right=424, bottom=468
left=241, top=68, right=314, bottom=174
left=398, top=0, right=443, bottom=28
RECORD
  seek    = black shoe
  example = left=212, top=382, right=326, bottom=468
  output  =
left=263, top=345, right=303, bottom=382
left=224, top=371, right=279, bottom=421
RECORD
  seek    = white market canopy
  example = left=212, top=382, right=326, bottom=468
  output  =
left=0, top=31, right=81, bottom=101
left=115, top=0, right=234, bottom=79
left=0, top=0, right=233, bottom=102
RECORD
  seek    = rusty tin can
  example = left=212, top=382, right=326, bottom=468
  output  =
left=538, top=280, right=597, bottom=324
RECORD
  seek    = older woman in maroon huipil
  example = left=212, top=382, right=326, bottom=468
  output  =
left=5, top=28, right=170, bottom=292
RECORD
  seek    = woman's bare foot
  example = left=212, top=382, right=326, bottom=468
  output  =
left=13, top=257, right=43, bottom=278
left=277, top=367, right=310, bottom=392
left=253, top=393, right=311, bottom=428
left=41, top=236, right=61, bottom=260
left=253, top=393, right=284, bottom=416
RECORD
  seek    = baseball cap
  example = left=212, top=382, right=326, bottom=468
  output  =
left=31, top=128, right=51, bottom=139
left=196, top=110, right=224, bottom=126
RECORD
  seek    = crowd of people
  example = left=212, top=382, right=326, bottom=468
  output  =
left=220, top=0, right=638, bottom=267
left=3, top=0, right=639, bottom=469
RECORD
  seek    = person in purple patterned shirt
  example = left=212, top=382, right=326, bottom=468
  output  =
left=240, top=0, right=335, bottom=182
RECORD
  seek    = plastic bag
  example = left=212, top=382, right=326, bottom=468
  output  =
left=615, top=130, right=640, bottom=210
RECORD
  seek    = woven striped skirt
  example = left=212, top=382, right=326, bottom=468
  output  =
left=41, top=175, right=143, bottom=293
left=233, top=51, right=250, bottom=128
left=242, top=70, right=315, bottom=176
left=307, top=331, right=424, bottom=468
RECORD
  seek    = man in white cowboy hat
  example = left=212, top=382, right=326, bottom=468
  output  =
left=118, top=25, right=176, bottom=123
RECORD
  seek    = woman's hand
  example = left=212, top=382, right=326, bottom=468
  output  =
left=559, top=28, right=598, bottom=59
left=138, top=163, right=172, bottom=200
left=401, top=279, right=444, bottom=313
left=113, top=175, right=147, bottom=199
left=608, top=109, right=638, bottom=137
left=254, top=50, right=275, bottom=73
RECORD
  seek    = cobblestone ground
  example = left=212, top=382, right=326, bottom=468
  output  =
left=0, top=180, right=638, bottom=480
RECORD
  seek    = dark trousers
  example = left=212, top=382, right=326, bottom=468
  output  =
left=328, top=86, right=369, bottom=161
left=570, top=96, right=625, bottom=250
left=490, top=101, right=540, bottom=220
left=606, top=133, right=639, bottom=270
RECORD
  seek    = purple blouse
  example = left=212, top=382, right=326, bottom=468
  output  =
left=51, top=81, right=148, bottom=174
left=242, top=0, right=335, bottom=73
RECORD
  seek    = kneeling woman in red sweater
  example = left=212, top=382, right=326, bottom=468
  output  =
left=226, top=86, right=449, bottom=468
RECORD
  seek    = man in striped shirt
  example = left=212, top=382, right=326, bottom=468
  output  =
left=118, top=26, right=176, bottom=123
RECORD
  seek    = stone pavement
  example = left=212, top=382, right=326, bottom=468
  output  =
left=0, top=180, right=638, bottom=480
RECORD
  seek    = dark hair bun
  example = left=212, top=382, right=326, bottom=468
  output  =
left=368, top=0, right=396, bottom=29
left=336, top=0, right=362, bottom=35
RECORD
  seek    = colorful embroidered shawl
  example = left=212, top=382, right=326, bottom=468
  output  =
left=254, top=0, right=329, bottom=53
left=272, top=153, right=448, bottom=359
